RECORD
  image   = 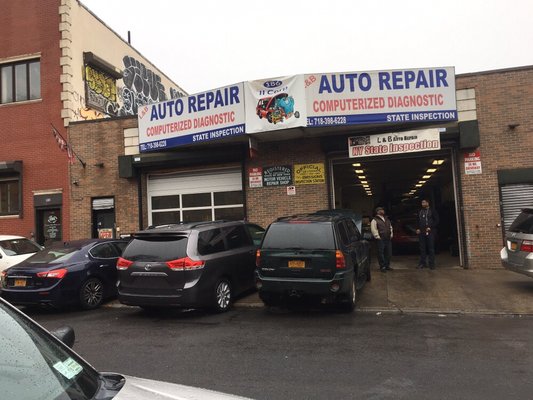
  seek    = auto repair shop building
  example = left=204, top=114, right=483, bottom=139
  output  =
left=67, top=65, right=533, bottom=269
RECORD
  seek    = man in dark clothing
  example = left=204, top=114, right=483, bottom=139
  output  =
left=416, top=199, right=440, bottom=269
left=370, top=206, right=393, bottom=272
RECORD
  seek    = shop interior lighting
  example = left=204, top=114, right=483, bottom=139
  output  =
left=418, top=180, right=426, bottom=184
left=358, top=175, right=366, bottom=179
left=352, top=163, right=361, bottom=167
left=422, top=175, right=431, bottom=179
left=361, top=180, right=368, bottom=184
left=432, top=160, right=444, bottom=165
left=362, top=184, right=370, bottom=188
left=415, top=184, right=423, bottom=187
left=426, top=168, right=437, bottom=173
left=355, top=169, right=364, bottom=174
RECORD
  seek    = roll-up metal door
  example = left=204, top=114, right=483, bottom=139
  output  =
left=92, top=198, right=114, bottom=210
left=500, top=184, right=533, bottom=231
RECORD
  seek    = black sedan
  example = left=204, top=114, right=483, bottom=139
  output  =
left=0, top=239, right=127, bottom=309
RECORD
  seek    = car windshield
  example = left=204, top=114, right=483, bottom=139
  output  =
left=0, top=239, right=41, bottom=256
left=509, top=210, right=533, bottom=234
left=0, top=300, right=100, bottom=399
left=262, top=223, right=336, bottom=250
left=27, top=246, right=80, bottom=264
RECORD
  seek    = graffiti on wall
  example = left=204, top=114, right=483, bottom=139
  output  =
left=77, top=55, right=184, bottom=120
left=84, top=65, right=119, bottom=115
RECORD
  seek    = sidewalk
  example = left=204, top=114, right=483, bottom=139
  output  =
left=235, top=267, right=533, bottom=316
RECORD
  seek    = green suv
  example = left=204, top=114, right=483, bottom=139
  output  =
left=255, top=214, right=371, bottom=311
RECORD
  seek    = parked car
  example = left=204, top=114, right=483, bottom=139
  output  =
left=0, top=235, right=42, bottom=271
left=391, top=217, right=419, bottom=254
left=1, top=239, right=128, bottom=309
left=255, top=213, right=371, bottom=311
left=0, top=297, right=249, bottom=399
left=501, top=208, right=533, bottom=278
left=117, top=221, right=265, bottom=312
left=315, top=209, right=370, bottom=240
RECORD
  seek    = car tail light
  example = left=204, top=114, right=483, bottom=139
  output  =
left=166, top=257, right=205, bottom=271
left=335, top=250, right=346, bottom=269
left=256, top=249, right=261, bottom=267
left=116, top=257, right=133, bottom=270
left=37, top=269, right=67, bottom=279
left=520, top=240, right=533, bottom=252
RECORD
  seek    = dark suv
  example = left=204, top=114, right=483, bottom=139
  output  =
left=117, top=221, right=265, bottom=312
left=255, top=214, right=370, bottom=311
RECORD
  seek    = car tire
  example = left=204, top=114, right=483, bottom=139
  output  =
left=267, top=113, right=272, bottom=123
left=366, top=263, right=372, bottom=282
left=294, top=111, right=300, bottom=118
left=339, top=279, right=356, bottom=313
left=79, top=277, right=104, bottom=310
left=213, top=278, right=232, bottom=313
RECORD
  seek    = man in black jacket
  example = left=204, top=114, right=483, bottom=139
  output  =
left=370, top=206, right=393, bottom=272
left=416, top=199, right=440, bottom=269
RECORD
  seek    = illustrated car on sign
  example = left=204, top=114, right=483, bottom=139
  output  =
left=0, top=235, right=42, bottom=271
left=0, top=297, right=250, bottom=399
left=1, top=239, right=128, bottom=309
left=256, top=93, right=300, bottom=124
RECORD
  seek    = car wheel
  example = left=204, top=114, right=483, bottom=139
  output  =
left=213, top=279, right=232, bottom=313
left=79, top=277, right=104, bottom=310
left=294, top=111, right=300, bottom=118
left=267, top=113, right=272, bottom=123
left=366, top=262, right=372, bottom=282
left=339, top=279, right=356, bottom=313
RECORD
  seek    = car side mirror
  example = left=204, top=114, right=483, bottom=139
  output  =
left=51, top=326, right=76, bottom=348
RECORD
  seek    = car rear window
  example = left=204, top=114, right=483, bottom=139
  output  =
left=123, top=237, right=188, bottom=261
left=261, top=223, right=335, bottom=250
left=509, top=211, right=533, bottom=234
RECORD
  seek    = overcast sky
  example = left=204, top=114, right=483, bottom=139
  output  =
left=81, top=0, right=533, bottom=94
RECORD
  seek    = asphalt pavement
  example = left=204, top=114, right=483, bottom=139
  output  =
left=30, top=307, right=533, bottom=400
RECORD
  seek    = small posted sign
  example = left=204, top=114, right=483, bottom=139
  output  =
left=464, top=150, right=482, bottom=175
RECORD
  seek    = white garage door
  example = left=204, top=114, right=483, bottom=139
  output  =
left=147, top=168, right=244, bottom=226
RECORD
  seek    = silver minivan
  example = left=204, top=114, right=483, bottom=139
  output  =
left=501, top=208, right=533, bottom=278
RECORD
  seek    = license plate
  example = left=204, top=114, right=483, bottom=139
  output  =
left=288, top=260, right=305, bottom=269
left=510, top=242, right=518, bottom=251
left=14, top=279, right=27, bottom=287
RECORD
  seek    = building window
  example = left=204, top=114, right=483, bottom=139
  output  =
left=0, top=179, right=20, bottom=215
left=0, top=59, right=40, bottom=104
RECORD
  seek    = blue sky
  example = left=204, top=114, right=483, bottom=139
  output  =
left=81, top=0, right=533, bottom=94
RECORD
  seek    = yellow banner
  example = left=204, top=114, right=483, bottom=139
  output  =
left=294, top=163, right=325, bottom=185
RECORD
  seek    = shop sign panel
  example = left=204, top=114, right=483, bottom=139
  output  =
left=244, top=75, right=307, bottom=133
left=464, top=150, right=482, bottom=175
left=137, top=83, right=246, bottom=152
left=263, top=166, right=293, bottom=187
left=249, top=167, right=263, bottom=188
left=348, top=129, right=441, bottom=158
left=305, top=67, right=457, bottom=127
left=294, top=163, right=326, bottom=185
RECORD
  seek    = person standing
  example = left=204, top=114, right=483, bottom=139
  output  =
left=416, top=199, right=440, bottom=269
left=371, top=206, right=393, bottom=273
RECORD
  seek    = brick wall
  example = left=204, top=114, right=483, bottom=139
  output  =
left=0, top=0, right=69, bottom=239
left=68, top=117, right=139, bottom=239
left=456, top=67, right=533, bottom=268
left=245, top=138, right=329, bottom=228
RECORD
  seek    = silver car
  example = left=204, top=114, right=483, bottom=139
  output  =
left=0, top=297, right=251, bottom=399
left=501, top=208, right=533, bottom=278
